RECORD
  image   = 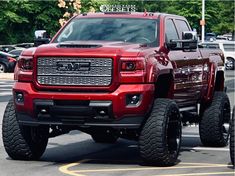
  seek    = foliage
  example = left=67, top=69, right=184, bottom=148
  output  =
left=0, top=0, right=63, bottom=44
left=0, top=0, right=234, bottom=44
left=106, top=0, right=234, bottom=35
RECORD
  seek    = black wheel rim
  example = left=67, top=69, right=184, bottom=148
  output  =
left=222, top=103, right=230, bottom=140
left=167, top=109, right=181, bottom=155
left=0, top=64, right=5, bottom=73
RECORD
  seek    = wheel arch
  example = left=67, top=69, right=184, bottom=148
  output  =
left=214, top=70, right=225, bottom=92
left=154, top=71, right=174, bottom=99
left=205, top=63, right=225, bottom=103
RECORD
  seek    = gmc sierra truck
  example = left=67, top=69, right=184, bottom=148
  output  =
left=2, top=12, right=231, bottom=166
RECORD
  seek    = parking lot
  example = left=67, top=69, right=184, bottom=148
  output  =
left=0, top=71, right=234, bottom=176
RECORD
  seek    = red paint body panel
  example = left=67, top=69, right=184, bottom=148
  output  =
left=13, top=82, right=154, bottom=119
left=15, top=12, right=224, bottom=124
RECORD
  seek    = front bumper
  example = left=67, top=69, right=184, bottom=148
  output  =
left=13, top=82, right=154, bottom=127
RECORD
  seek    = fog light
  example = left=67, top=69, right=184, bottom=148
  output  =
left=15, top=92, right=24, bottom=103
left=126, top=94, right=141, bottom=106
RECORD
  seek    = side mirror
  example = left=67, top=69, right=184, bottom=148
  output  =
left=34, top=30, right=50, bottom=47
left=166, top=31, right=198, bottom=51
left=182, top=31, right=197, bottom=40
left=182, top=31, right=198, bottom=50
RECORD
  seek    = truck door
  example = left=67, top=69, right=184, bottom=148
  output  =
left=174, top=19, right=208, bottom=107
left=165, top=18, right=193, bottom=109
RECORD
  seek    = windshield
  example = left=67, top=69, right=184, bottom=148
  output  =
left=54, top=18, right=158, bottom=46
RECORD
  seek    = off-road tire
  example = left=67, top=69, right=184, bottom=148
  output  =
left=91, top=131, right=118, bottom=143
left=199, top=92, right=231, bottom=147
left=139, top=98, right=181, bottom=166
left=230, top=107, right=234, bottom=165
left=2, top=99, right=49, bottom=160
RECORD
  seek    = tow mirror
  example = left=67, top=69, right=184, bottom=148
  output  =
left=34, top=30, right=50, bottom=47
left=182, top=31, right=197, bottom=40
left=182, top=31, right=198, bottom=50
left=167, top=31, right=198, bottom=51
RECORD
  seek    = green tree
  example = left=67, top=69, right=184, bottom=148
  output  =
left=0, top=0, right=63, bottom=44
left=105, top=0, right=234, bottom=35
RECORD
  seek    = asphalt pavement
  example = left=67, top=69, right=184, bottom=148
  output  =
left=0, top=71, right=234, bottom=176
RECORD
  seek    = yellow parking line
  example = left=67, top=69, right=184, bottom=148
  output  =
left=71, top=165, right=231, bottom=173
left=59, top=159, right=90, bottom=176
left=153, top=172, right=235, bottom=176
left=59, top=160, right=233, bottom=176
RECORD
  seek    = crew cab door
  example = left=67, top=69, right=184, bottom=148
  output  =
left=165, top=18, right=205, bottom=109
left=174, top=19, right=206, bottom=108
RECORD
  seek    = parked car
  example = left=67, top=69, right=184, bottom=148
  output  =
left=0, top=45, right=16, bottom=52
left=222, top=34, right=233, bottom=41
left=0, top=51, right=17, bottom=73
left=205, top=32, right=216, bottom=41
left=216, top=35, right=229, bottom=41
left=8, top=48, right=25, bottom=58
left=199, top=41, right=235, bottom=70
left=15, top=43, right=34, bottom=48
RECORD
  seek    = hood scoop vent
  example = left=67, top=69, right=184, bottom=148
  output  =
left=58, top=43, right=102, bottom=48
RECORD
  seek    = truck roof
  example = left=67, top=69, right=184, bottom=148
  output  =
left=76, top=12, right=186, bottom=20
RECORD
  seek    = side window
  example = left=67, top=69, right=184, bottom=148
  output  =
left=165, top=19, right=179, bottom=43
left=175, top=20, right=190, bottom=39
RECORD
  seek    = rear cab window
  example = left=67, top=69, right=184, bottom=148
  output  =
left=174, top=19, right=191, bottom=39
left=165, top=19, right=179, bottom=42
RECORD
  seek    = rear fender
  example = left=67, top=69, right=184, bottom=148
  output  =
left=205, top=63, right=216, bottom=102
left=205, top=62, right=225, bottom=102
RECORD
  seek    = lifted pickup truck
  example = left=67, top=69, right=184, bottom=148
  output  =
left=2, top=12, right=231, bottom=166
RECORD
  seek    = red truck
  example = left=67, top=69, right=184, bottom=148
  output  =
left=2, top=12, right=231, bottom=166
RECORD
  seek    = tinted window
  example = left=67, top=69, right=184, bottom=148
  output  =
left=55, top=18, right=158, bottom=46
left=202, top=43, right=219, bottom=49
left=175, top=20, right=190, bottom=39
left=165, top=19, right=179, bottom=42
left=9, top=50, right=23, bottom=56
left=223, top=44, right=235, bottom=52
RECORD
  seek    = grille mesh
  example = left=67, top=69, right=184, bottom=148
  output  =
left=37, top=57, right=112, bottom=86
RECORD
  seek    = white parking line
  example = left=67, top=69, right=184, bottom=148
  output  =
left=0, top=89, right=13, bottom=91
left=128, top=145, right=229, bottom=151
left=182, top=134, right=200, bottom=138
left=182, top=147, right=229, bottom=152
left=0, top=85, right=13, bottom=88
left=0, top=92, right=12, bottom=96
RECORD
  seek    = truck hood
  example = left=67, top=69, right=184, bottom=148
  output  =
left=22, top=41, right=147, bottom=58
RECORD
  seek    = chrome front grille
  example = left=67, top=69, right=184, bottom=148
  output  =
left=37, top=57, right=112, bottom=86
